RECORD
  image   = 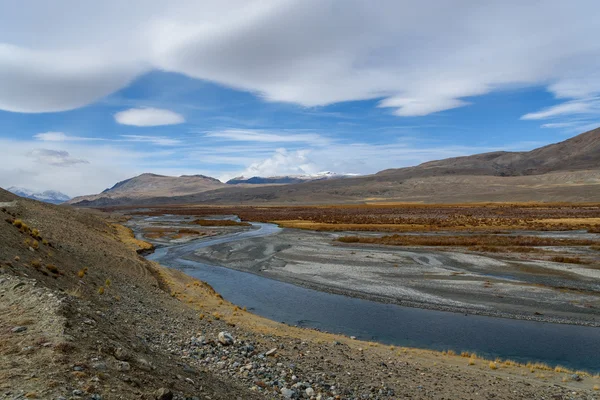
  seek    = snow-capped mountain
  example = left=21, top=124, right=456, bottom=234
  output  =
left=7, top=187, right=71, bottom=204
left=227, top=171, right=359, bottom=185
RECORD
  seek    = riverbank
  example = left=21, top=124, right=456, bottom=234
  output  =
left=163, top=223, right=600, bottom=327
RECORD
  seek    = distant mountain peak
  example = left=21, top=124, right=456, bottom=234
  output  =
left=7, top=186, right=71, bottom=204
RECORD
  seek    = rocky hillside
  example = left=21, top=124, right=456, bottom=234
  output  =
left=68, top=173, right=225, bottom=206
left=378, top=126, right=600, bottom=177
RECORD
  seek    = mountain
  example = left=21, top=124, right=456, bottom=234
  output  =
left=67, top=173, right=225, bottom=206
left=226, top=171, right=355, bottom=185
left=377, top=126, right=600, bottom=178
left=70, top=127, right=600, bottom=206
left=7, top=186, right=71, bottom=204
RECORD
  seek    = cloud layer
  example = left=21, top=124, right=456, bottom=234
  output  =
left=114, top=107, right=185, bottom=126
left=1, top=1, right=600, bottom=118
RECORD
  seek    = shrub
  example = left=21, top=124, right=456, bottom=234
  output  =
left=23, top=238, right=31, bottom=246
left=31, top=240, right=39, bottom=250
left=46, top=264, right=59, bottom=274
left=14, top=256, right=20, bottom=261
left=105, top=279, right=111, bottom=287
left=31, top=259, right=42, bottom=268
left=97, top=286, right=105, bottom=295
left=550, top=256, right=586, bottom=264
left=13, top=219, right=23, bottom=228
left=489, top=362, right=497, bottom=370
left=338, top=236, right=360, bottom=243
left=77, top=268, right=87, bottom=278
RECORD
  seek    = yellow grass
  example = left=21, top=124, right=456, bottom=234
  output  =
left=112, top=224, right=153, bottom=253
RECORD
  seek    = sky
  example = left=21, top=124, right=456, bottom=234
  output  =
left=1, top=1, right=600, bottom=197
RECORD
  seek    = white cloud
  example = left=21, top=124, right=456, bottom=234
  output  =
left=0, top=137, right=186, bottom=196
left=114, top=107, right=185, bottom=126
left=27, top=149, right=89, bottom=167
left=34, top=132, right=70, bottom=141
left=521, top=99, right=600, bottom=120
left=1, top=1, right=600, bottom=118
left=120, top=135, right=182, bottom=146
left=203, top=129, right=330, bottom=145
left=240, top=148, right=318, bottom=177
left=34, top=131, right=104, bottom=142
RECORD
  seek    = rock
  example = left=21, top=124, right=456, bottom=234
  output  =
left=90, top=395, right=102, bottom=400
left=117, top=361, right=131, bottom=372
left=218, top=331, right=234, bottom=346
left=137, top=358, right=153, bottom=372
left=92, top=362, right=108, bottom=371
left=571, top=374, right=582, bottom=381
left=114, top=347, right=130, bottom=361
left=265, top=348, right=277, bottom=357
left=72, top=365, right=84, bottom=371
left=11, top=326, right=27, bottom=333
left=306, top=387, right=315, bottom=397
left=281, top=388, right=295, bottom=399
left=72, top=389, right=84, bottom=396
left=155, top=388, right=173, bottom=400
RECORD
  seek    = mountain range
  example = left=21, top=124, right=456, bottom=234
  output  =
left=7, top=187, right=71, bottom=204
left=67, top=127, right=600, bottom=206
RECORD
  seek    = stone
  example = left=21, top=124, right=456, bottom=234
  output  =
left=11, top=326, right=27, bottom=333
left=155, top=388, right=173, bottom=400
left=281, top=388, right=295, bottom=399
left=265, top=348, right=277, bottom=357
left=114, top=347, right=130, bottom=361
left=92, top=362, right=108, bottom=371
left=306, top=387, right=315, bottom=397
left=137, top=358, right=153, bottom=372
left=218, top=331, right=234, bottom=346
left=117, top=361, right=131, bottom=372
left=571, top=374, right=582, bottom=381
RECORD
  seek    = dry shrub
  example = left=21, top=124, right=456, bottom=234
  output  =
left=97, top=286, right=105, bottom=295
left=12, top=219, right=23, bottom=228
left=31, top=240, right=39, bottom=249
left=337, top=234, right=598, bottom=247
left=550, top=256, right=587, bottom=264
left=46, top=264, right=59, bottom=274
left=54, top=342, right=75, bottom=353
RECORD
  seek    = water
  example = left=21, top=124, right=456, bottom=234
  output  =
left=146, top=222, right=600, bottom=372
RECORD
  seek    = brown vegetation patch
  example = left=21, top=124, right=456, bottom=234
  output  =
left=122, top=203, right=600, bottom=232
left=337, top=234, right=599, bottom=247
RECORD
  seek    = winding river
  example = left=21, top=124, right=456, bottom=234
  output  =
left=145, top=222, right=600, bottom=372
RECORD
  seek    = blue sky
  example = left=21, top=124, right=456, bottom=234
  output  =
left=1, top=1, right=599, bottom=196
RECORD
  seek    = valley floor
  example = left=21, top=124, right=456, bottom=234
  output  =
left=1, top=194, right=600, bottom=399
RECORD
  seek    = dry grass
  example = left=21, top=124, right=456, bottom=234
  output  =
left=337, top=234, right=598, bottom=247
left=550, top=256, right=589, bottom=264
left=112, top=224, right=153, bottom=253
left=124, top=203, right=600, bottom=233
